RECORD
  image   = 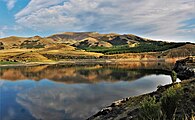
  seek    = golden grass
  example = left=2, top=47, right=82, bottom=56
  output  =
left=0, top=49, right=52, bottom=62
left=0, top=46, right=103, bottom=63
left=17, top=52, right=53, bottom=62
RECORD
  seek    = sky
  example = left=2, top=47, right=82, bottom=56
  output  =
left=0, top=0, right=195, bottom=42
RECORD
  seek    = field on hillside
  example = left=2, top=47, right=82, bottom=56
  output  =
left=85, top=42, right=187, bottom=54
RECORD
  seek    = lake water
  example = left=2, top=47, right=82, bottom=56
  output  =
left=0, top=63, right=179, bottom=120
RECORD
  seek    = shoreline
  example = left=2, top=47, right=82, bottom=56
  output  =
left=0, top=59, right=174, bottom=67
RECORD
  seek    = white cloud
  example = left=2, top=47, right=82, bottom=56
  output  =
left=4, top=0, right=17, bottom=10
left=15, top=0, right=66, bottom=18
left=15, top=0, right=195, bottom=42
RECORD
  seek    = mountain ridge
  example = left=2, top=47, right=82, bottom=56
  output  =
left=0, top=32, right=192, bottom=49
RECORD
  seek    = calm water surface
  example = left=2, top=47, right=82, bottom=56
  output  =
left=0, top=63, right=179, bottom=120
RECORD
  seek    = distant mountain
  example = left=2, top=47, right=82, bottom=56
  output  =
left=0, top=32, right=153, bottom=49
left=48, top=32, right=151, bottom=47
left=0, top=36, right=53, bottom=49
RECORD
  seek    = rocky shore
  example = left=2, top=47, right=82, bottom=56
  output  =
left=88, top=57, right=195, bottom=120
left=88, top=78, right=195, bottom=120
left=173, top=57, right=195, bottom=80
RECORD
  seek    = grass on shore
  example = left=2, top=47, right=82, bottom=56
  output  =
left=0, top=61, right=19, bottom=65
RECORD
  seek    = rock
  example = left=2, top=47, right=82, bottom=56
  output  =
left=173, top=57, right=195, bottom=80
left=111, top=97, right=131, bottom=107
left=93, top=107, right=113, bottom=117
left=112, top=100, right=123, bottom=106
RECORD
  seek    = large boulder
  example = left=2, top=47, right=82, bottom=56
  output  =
left=173, top=57, right=195, bottom=80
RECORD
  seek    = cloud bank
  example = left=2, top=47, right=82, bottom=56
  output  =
left=14, top=0, right=195, bottom=42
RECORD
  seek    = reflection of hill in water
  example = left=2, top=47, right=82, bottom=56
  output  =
left=0, top=62, right=173, bottom=83
left=16, top=83, right=137, bottom=120
left=0, top=62, right=174, bottom=120
left=15, top=75, right=172, bottom=120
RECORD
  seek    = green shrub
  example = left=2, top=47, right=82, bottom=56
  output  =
left=171, top=71, right=177, bottom=83
left=160, top=85, right=182, bottom=120
left=139, top=96, right=162, bottom=120
left=138, top=84, right=183, bottom=120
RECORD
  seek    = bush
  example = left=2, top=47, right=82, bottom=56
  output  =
left=171, top=71, right=177, bottom=83
left=160, top=85, right=182, bottom=120
left=138, top=84, right=183, bottom=120
left=139, top=96, right=162, bottom=120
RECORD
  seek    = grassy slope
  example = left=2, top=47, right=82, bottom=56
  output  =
left=0, top=33, right=194, bottom=63
left=0, top=44, right=194, bottom=63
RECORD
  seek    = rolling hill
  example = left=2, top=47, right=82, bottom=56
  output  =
left=0, top=32, right=154, bottom=49
left=0, top=32, right=194, bottom=64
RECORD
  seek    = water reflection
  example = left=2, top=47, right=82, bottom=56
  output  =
left=0, top=63, right=176, bottom=120
left=0, top=62, right=173, bottom=82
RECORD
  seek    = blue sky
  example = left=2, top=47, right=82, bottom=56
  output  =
left=0, top=0, right=195, bottom=42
